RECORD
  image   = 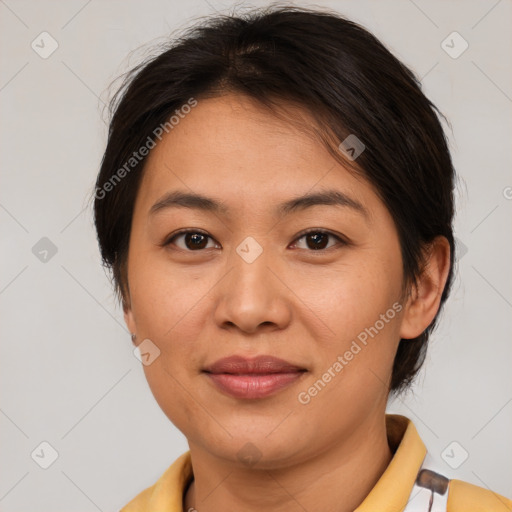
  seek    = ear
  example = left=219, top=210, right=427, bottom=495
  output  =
left=399, top=236, right=451, bottom=340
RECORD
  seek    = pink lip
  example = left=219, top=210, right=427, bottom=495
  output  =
left=203, top=355, right=307, bottom=399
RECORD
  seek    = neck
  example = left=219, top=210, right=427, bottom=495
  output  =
left=183, top=414, right=393, bottom=512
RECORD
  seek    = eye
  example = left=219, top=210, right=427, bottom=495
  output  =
left=164, top=229, right=219, bottom=251
left=291, top=229, right=346, bottom=251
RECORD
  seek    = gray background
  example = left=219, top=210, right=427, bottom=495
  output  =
left=1, top=0, right=511, bottom=510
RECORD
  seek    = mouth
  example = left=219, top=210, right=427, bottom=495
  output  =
left=202, top=355, right=308, bottom=400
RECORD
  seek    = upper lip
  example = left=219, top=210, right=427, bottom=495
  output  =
left=203, top=355, right=306, bottom=374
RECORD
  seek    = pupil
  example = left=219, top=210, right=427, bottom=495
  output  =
left=308, top=233, right=328, bottom=250
left=186, top=233, right=207, bottom=250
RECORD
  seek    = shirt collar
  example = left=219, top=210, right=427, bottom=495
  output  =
left=355, top=414, right=427, bottom=511
left=136, top=414, right=426, bottom=512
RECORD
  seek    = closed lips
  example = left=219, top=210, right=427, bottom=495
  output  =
left=203, top=355, right=307, bottom=375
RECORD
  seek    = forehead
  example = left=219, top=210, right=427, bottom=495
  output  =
left=136, top=94, right=376, bottom=217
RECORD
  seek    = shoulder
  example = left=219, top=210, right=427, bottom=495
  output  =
left=119, top=452, right=193, bottom=512
left=120, top=485, right=154, bottom=512
left=447, top=478, right=512, bottom=511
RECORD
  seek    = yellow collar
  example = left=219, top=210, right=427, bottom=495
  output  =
left=123, top=414, right=426, bottom=512
left=356, top=414, right=426, bottom=511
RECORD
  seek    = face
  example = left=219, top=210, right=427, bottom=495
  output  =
left=124, top=94, right=412, bottom=468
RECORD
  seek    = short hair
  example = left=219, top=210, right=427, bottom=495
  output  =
left=94, top=6, right=456, bottom=395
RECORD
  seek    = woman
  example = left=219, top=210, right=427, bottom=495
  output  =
left=93, top=7, right=511, bottom=511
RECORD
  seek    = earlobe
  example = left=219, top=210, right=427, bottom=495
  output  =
left=399, top=236, right=451, bottom=340
left=123, top=300, right=137, bottom=344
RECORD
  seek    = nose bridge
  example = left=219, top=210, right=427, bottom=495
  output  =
left=229, top=234, right=275, bottom=302
left=213, top=234, right=291, bottom=332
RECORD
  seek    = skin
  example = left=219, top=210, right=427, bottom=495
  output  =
left=123, top=94, right=451, bottom=512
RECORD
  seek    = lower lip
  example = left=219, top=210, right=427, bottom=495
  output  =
left=205, top=372, right=305, bottom=399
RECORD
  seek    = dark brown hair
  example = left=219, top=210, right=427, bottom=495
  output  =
left=94, top=6, right=456, bottom=395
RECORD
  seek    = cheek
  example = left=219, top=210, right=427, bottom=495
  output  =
left=314, top=258, right=402, bottom=338
left=304, top=253, right=403, bottom=393
left=128, top=253, right=212, bottom=340
left=141, top=359, right=205, bottom=437
left=128, top=257, right=209, bottom=404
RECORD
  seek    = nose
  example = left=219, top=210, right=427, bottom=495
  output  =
left=213, top=241, right=292, bottom=335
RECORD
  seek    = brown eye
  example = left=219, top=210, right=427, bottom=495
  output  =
left=292, top=230, right=344, bottom=251
left=165, top=230, right=218, bottom=251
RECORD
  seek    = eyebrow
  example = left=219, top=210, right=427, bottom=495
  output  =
left=149, top=189, right=368, bottom=219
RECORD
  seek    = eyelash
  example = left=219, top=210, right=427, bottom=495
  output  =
left=162, top=228, right=348, bottom=252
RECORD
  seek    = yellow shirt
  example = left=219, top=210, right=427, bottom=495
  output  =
left=121, top=414, right=512, bottom=511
